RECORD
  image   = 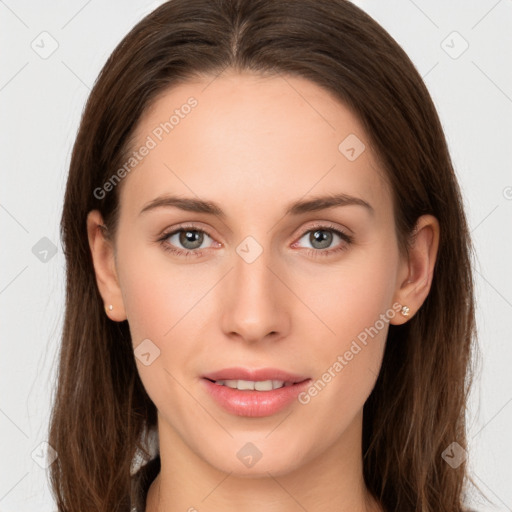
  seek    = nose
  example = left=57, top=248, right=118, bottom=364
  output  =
left=220, top=246, right=291, bottom=344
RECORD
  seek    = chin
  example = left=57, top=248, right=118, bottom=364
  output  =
left=198, top=435, right=310, bottom=478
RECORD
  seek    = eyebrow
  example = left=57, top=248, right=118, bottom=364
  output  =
left=139, top=192, right=374, bottom=218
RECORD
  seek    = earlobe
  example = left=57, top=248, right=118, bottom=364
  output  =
left=86, top=210, right=127, bottom=322
left=390, top=214, right=440, bottom=325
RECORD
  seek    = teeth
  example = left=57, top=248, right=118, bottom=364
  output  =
left=214, top=379, right=287, bottom=391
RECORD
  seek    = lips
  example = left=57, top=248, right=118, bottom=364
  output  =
left=200, top=367, right=312, bottom=417
left=202, top=367, right=310, bottom=385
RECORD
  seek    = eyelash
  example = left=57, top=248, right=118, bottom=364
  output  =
left=157, top=222, right=354, bottom=259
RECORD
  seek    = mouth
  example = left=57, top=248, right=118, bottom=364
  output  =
left=202, top=367, right=310, bottom=389
left=200, top=367, right=312, bottom=417
left=203, top=378, right=305, bottom=391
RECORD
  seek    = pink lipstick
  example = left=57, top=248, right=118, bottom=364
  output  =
left=201, top=367, right=311, bottom=417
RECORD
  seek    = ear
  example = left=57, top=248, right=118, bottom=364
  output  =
left=390, top=214, right=440, bottom=325
left=86, top=210, right=127, bottom=322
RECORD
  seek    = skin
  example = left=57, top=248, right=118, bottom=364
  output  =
left=87, top=70, right=439, bottom=512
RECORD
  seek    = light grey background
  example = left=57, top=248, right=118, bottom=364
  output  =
left=0, top=1, right=511, bottom=510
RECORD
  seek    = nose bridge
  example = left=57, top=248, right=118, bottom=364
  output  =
left=220, top=236, right=290, bottom=342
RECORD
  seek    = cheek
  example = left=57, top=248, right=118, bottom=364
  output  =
left=115, top=241, right=213, bottom=383
left=115, top=236, right=201, bottom=342
left=291, top=243, right=398, bottom=424
left=118, top=264, right=171, bottom=344
left=116, top=248, right=203, bottom=418
left=299, top=240, right=399, bottom=345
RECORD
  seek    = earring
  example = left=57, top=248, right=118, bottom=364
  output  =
left=105, top=304, right=113, bottom=313
left=400, top=305, right=410, bottom=317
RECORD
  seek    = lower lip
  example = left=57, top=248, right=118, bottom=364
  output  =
left=201, top=378, right=312, bottom=417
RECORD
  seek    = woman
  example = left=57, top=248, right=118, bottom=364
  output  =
left=48, top=0, right=478, bottom=511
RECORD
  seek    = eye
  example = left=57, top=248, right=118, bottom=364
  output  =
left=292, top=223, right=353, bottom=257
left=167, top=229, right=211, bottom=250
left=157, top=224, right=218, bottom=257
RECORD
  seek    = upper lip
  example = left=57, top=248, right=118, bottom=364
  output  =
left=202, top=367, right=310, bottom=384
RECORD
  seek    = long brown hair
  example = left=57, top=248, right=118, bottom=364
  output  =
left=49, top=0, right=478, bottom=510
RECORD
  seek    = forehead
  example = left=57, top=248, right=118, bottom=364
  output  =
left=120, top=70, right=391, bottom=219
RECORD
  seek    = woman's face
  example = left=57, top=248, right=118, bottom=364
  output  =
left=105, top=71, right=410, bottom=476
